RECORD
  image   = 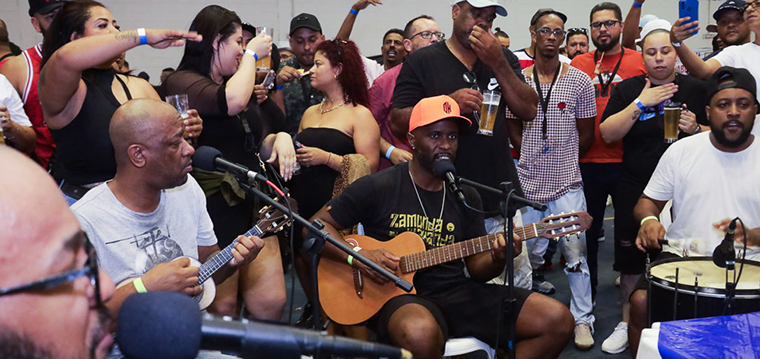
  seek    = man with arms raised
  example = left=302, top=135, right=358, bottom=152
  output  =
left=0, top=146, right=115, bottom=359
left=312, top=95, right=572, bottom=359
left=628, top=67, right=760, bottom=356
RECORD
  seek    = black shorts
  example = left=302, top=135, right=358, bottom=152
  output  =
left=370, top=281, right=533, bottom=348
left=631, top=252, right=681, bottom=297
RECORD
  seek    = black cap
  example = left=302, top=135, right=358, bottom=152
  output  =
left=241, top=22, right=256, bottom=35
left=707, top=66, right=758, bottom=103
left=28, top=0, right=65, bottom=17
left=530, top=8, right=568, bottom=26
left=289, top=13, right=322, bottom=36
left=713, top=0, right=745, bottom=21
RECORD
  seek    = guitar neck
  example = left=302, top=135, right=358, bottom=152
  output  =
left=198, top=226, right=263, bottom=284
left=399, top=223, right=543, bottom=274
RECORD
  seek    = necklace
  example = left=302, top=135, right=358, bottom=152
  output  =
left=408, top=168, right=446, bottom=240
left=318, top=98, right=345, bottom=114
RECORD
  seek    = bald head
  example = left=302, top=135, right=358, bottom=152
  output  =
left=110, top=98, right=182, bottom=166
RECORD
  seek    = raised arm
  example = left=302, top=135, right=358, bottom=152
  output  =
left=670, top=18, right=721, bottom=80
left=224, top=32, right=272, bottom=115
left=336, top=0, right=383, bottom=39
left=39, top=29, right=201, bottom=129
left=622, top=0, right=644, bottom=50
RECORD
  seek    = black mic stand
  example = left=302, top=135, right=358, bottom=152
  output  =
left=233, top=181, right=414, bottom=334
left=456, top=178, right=545, bottom=359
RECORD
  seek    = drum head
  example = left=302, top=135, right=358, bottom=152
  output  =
left=649, top=256, right=760, bottom=297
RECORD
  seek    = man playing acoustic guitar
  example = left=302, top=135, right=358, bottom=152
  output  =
left=72, top=99, right=264, bottom=337
left=311, top=95, right=574, bottom=359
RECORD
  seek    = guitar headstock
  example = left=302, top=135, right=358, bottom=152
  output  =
left=257, top=197, right=298, bottom=235
left=539, top=211, right=592, bottom=240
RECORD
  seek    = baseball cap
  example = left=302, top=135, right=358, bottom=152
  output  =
left=713, top=0, right=745, bottom=21
left=530, top=8, right=568, bottom=26
left=289, top=13, right=322, bottom=36
left=636, top=19, right=672, bottom=45
left=639, top=14, right=660, bottom=29
left=409, top=95, right=472, bottom=133
left=28, top=0, right=65, bottom=17
left=707, top=66, right=758, bottom=103
left=241, top=22, right=256, bottom=35
left=453, top=0, right=508, bottom=17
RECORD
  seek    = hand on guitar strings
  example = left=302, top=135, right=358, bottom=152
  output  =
left=490, top=233, right=522, bottom=263
left=141, top=257, right=202, bottom=296
left=228, top=235, right=265, bottom=267
left=351, top=248, right=400, bottom=284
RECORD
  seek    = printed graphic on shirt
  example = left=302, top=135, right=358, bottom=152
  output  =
left=105, top=225, right=183, bottom=274
left=388, top=213, right=455, bottom=247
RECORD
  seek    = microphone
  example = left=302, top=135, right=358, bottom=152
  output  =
left=432, top=160, right=466, bottom=203
left=117, top=291, right=412, bottom=359
left=713, top=218, right=737, bottom=269
left=193, top=146, right=267, bottom=182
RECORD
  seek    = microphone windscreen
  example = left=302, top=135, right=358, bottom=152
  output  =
left=117, top=291, right=202, bottom=359
left=432, top=160, right=457, bottom=179
left=192, top=146, right=222, bottom=172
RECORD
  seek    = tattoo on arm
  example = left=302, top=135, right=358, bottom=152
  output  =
left=115, top=30, right=138, bottom=43
left=631, top=109, right=642, bottom=121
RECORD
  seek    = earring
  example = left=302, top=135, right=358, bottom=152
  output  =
left=334, top=74, right=338, bottom=79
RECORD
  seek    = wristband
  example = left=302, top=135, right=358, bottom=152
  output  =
left=385, top=145, right=396, bottom=159
left=276, top=86, right=283, bottom=91
left=349, top=8, right=359, bottom=15
left=245, top=49, right=258, bottom=62
left=633, top=1, right=643, bottom=8
left=634, top=98, right=646, bottom=111
left=671, top=41, right=682, bottom=48
left=347, top=255, right=354, bottom=266
left=694, top=125, right=702, bottom=134
left=133, top=277, right=148, bottom=293
left=640, top=216, right=659, bottom=226
left=137, top=28, right=147, bottom=45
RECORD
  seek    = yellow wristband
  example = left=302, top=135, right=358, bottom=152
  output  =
left=640, top=216, right=659, bottom=226
left=347, top=255, right=354, bottom=266
left=133, top=277, right=148, bottom=293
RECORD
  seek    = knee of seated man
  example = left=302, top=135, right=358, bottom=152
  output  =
left=630, top=290, right=647, bottom=313
left=524, top=294, right=573, bottom=336
left=390, top=305, right=444, bottom=346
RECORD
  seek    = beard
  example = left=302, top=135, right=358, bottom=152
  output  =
left=0, top=326, right=55, bottom=359
left=592, top=34, right=620, bottom=53
left=710, top=119, right=754, bottom=148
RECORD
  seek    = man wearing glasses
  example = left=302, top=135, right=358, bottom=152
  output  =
left=569, top=1, right=646, bottom=317
left=369, top=14, right=445, bottom=170
left=566, top=28, right=590, bottom=59
left=390, top=0, right=538, bottom=240
left=0, top=146, right=115, bottom=359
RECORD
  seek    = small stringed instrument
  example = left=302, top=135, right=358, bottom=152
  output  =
left=318, top=211, right=592, bottom=325
left=117, top=198, right=296, bottom=309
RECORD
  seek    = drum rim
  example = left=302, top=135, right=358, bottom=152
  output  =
left=648, top=256, right=760, bottom=297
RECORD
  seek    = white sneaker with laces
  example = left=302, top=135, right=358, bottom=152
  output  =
left=574, top=323, right=594, bottom=350
left=601, top=321, right=629, bottom=354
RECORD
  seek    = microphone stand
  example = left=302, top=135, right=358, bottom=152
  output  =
left=455, top=177, right=545, bottom=359
left=233, top=180, right=414, bottom=333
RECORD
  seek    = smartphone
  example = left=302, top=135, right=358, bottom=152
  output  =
left=679, top=0, right=699, bottom=35
left=261, top=71, right=276, bottom=90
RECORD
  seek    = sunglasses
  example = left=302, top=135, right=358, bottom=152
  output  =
left=567, top=28, right=589, bottom=36
left=0, top=233, right=102, bottom=307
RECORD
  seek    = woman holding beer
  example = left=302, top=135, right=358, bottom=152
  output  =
left=597, top=25, right=708, bottom=349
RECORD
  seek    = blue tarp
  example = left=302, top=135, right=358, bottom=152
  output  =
left=658, top=311, right=760, bottom=359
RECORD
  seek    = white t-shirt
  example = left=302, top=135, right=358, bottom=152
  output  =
left=644, top=132, right=760, bottom=259
left=712, top=42, right=760, bottom=102
left=72, top=175, right=217, bottom=285
left=0, top=74, right=31, bottom=127
left=362, top=56, right=385, bottom=86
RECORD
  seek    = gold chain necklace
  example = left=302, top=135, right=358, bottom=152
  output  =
left=318, top=98, right=345, bottom=114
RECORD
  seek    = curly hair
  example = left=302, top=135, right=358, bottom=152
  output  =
left=315, top=39, right=369, bottom=108
left=41, top=0, right=106, bottom=68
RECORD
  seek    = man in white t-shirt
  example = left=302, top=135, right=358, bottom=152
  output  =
left=627, top=67, right=760, bottom=357
left=72, top=99, right=264, bottom=328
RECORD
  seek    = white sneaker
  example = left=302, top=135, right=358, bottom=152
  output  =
left=601, top=322, right=628, bottom=354
left=574, top=323, right=594, bottom=350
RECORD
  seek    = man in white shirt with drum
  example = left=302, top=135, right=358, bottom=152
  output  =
left=627, top=66, right=760, bottom=357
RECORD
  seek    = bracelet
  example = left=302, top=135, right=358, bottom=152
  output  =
left=276, top=86, right=283, bottom=91
left=694, top=125, right=702, bottom=134
left=385, top=145, right=396, bottom=159
left=349, top=8, right=359, bottom=15
left=244, top=49, right=258, bottom=62
left=634, top=98, right=646, bottom=111
left=640, top=216, right=659, bottom=226
left=133, top=277, right=148, bottom=293
left=671, top=41, right=682, bottom=48
left=137, top=28, right=147, bottom=45
left=633, top=1, right=643, bottom=8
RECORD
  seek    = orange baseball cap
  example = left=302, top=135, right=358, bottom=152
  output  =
left=408, top=95, right=472, bottom=133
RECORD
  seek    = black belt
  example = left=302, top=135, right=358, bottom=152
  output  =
left=60, top=181, right=90, bottom=200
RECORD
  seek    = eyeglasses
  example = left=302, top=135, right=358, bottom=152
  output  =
left=0, top=233, right=102, bottom=307
left=463, top=71, right=479, bottom=91
left=743, top=0, right=760, bottom=12
left=535, top=28, right=566, bottom=39
left=409, top=31, right=446, bottom=40
left=590, top=20, right=621, bottom=30
left=567, top=28, right=588, bottom=36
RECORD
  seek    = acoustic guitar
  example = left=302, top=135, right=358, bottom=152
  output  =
left=117, top=198, right=296, bottom=309
left=318, top=211, right=592, bottom=325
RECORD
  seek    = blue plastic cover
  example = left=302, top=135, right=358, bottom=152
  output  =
left=658, top=311, right=760, bottom=358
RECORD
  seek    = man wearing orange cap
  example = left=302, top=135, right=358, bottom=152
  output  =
left=311, top=95, right=572, bottom=359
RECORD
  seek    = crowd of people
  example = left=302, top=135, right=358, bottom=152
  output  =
left=1, top=0, right=759, bottom=358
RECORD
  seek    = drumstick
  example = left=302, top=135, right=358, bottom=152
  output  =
left=658, top=238, right=707, bottom=255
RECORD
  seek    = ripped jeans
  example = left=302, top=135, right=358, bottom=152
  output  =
left=521, top=187, right=595, bottom=328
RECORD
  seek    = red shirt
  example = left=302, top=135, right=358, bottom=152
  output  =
left=570, top=48, right=646, bottom=163
left=368, top=64, right=411, bottom=170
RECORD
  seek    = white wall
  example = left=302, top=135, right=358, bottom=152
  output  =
left=0, top=0, right=725, bottom=83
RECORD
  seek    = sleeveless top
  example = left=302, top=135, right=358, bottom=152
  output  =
left=289, top=127, right=356, bottom=221
left=49, top=68, right=131, bottom=185
left=21, top=44, right=56, bottom=169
